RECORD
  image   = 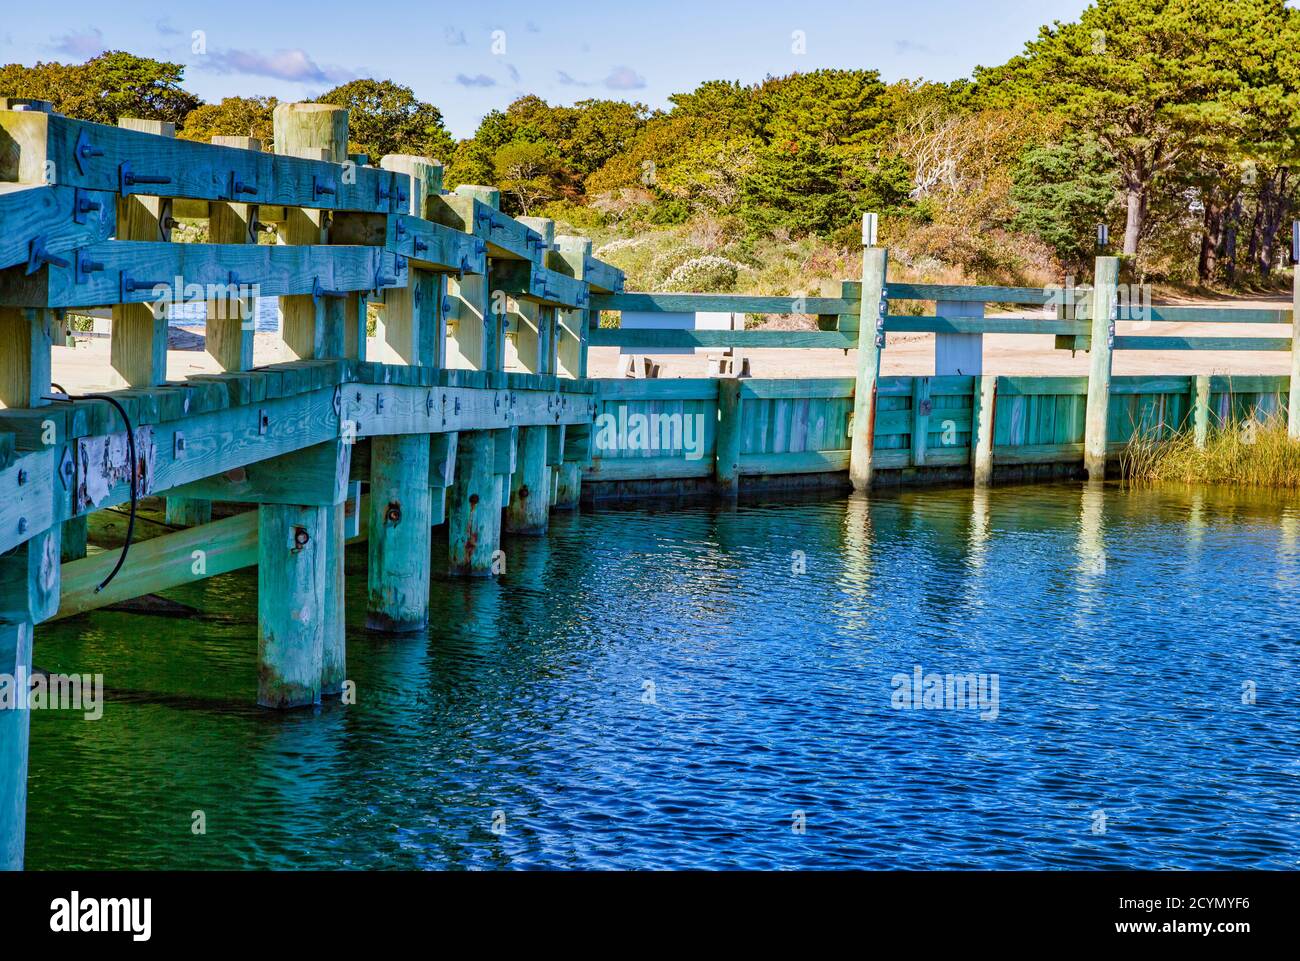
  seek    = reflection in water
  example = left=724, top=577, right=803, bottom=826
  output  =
left=26, top=483, right=1300, bottom=870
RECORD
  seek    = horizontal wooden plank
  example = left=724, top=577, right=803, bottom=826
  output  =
left=1, top=110, right=408, bottom=214
left=882, top=315, right=1089, bottom=336
left=590, top=292, right=857, bottom=315
left=595, top=378, right=720, bottom=401
left=881, top=282, right=1055, bottom=305
left=739, top=378, right=856, bottom=400
left=740, top=449, right=850, bottom=475
left=428, top=194, right=542, bottom=263
left=492, top=259, right=588, bottom=309
left=588, top=328, right=854, bottom=349
left=585, top=455, right=712, bottom=480
left=1206, top=375, right=1290, bottom=393
left=1142, top=306, right=1291, bottom=324
left=1114, top=336, right=1292, bottom=351
left=1, top=240, right=404, bottom=308
left=582, top=256, right=625, bottom=294
left=1109, top=376, right=1193, bottom=395
left=0, top=182, right=116, bottom=272
left=993, top=442, right=1084, bottom=465
left=997, top=376, right=1090, bottom=396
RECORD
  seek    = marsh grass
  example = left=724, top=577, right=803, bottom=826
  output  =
left=1122, top=412, right=1300, bottom=489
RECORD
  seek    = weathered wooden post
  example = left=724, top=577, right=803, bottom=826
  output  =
left=555, top=236, right=593, bottom=380
left=504, top=420, right=550, bottom=534
left=715, top=378, right=743, bottom=494
left=363, top=154, right=443, bottom=629
left=849, top=214, right=888, bottom=490
left=376, top=155, right=446, bottom=367
left=110, top=118, right=173, bottom=389
left=267, top=102, right=352, bottom=691
left=1193, top=374, right=1212, bottom=449
left=1289, top=222, right=1300, bottom=440
left=0, top=620, right=33, bottom=869
left=1084, top=256, right=1119, bottom=480
left=972, top=374, right=997, bottom=486
left=367, top=435, right=432, bottom=631
left=446, top=185, right=502, bottom=371
left=554, top=422, right=590, bottom=510
left=0, top=305, right=59, bottom=869
left=448, top=431, right=498, bottom=575
left=258, top=504, right=327, bottom=708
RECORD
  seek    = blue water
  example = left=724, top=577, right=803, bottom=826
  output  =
left=26, top=483, right=1300, bottom=869
left=169, top=298, right=280, bottom=333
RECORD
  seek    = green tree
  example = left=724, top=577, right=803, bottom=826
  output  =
left=180, top=96, right=277, bottom=145
left=981, top=0, right=1294, bottom=258
left=0, top=52, right=200, bottom=125
left=1010, top=134, right=1119, bottom=269
left=318, top=79, right=455, bottom=164
left=493, top=140, right=564, bottom=214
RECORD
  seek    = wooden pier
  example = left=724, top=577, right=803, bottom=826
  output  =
left=1, top=99, right=1296, bottom=869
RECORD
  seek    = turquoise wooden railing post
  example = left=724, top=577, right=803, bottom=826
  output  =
left=257, top=504, right=327, bottom=709
left=910, top=376, right=931, bottom=467
left=1289, top=243, right=1300, bottom=439
left=715, top=378, right=743, bottom=494
left=849, top=219, right=888, bottom=490
left=972, top=374, right=997, bottom=485
left=367, top=435, right=433, bottom=632
left=1084, top=256, right=1119, bottom=480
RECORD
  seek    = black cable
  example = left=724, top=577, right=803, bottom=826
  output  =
left=43, top=390, right=138, bottom=593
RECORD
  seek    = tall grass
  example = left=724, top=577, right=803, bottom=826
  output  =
left=1122, top=413, right=1300, bottom=489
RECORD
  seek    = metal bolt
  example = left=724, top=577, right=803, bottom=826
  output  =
left=18, top=518, right=28, bottom=534
left=17, top=469, right=27, bottom=485
left=292, top=526, right=310, bottom=552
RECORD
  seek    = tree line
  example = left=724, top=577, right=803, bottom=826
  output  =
left=4, top=0, right=1299, bottom=286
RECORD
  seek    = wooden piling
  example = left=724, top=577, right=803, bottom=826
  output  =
left=257, top=504, right=327, bottom=709
left=972, top=374, right=997, bottom=486
left=1192, top=374, right=1212, bottom=449
left=554, top=423, right=590, bottom=510
left=1084, top=256, right=1119, bottom=480
left=366, top=435, right=432, bottom=632
left=849, top=236, right=888, bottom=491
left=715, top=378, right=743, bottom=494
left=504, top=426, right=550, bottom=534
left=448, top=430, right=499, bottom=575
left=322, top=503, right=346, bottom=696
left=0, top=620, right=32, bottom=869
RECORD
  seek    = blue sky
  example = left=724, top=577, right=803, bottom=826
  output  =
left=0, top=0, right=1091, bottom=138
